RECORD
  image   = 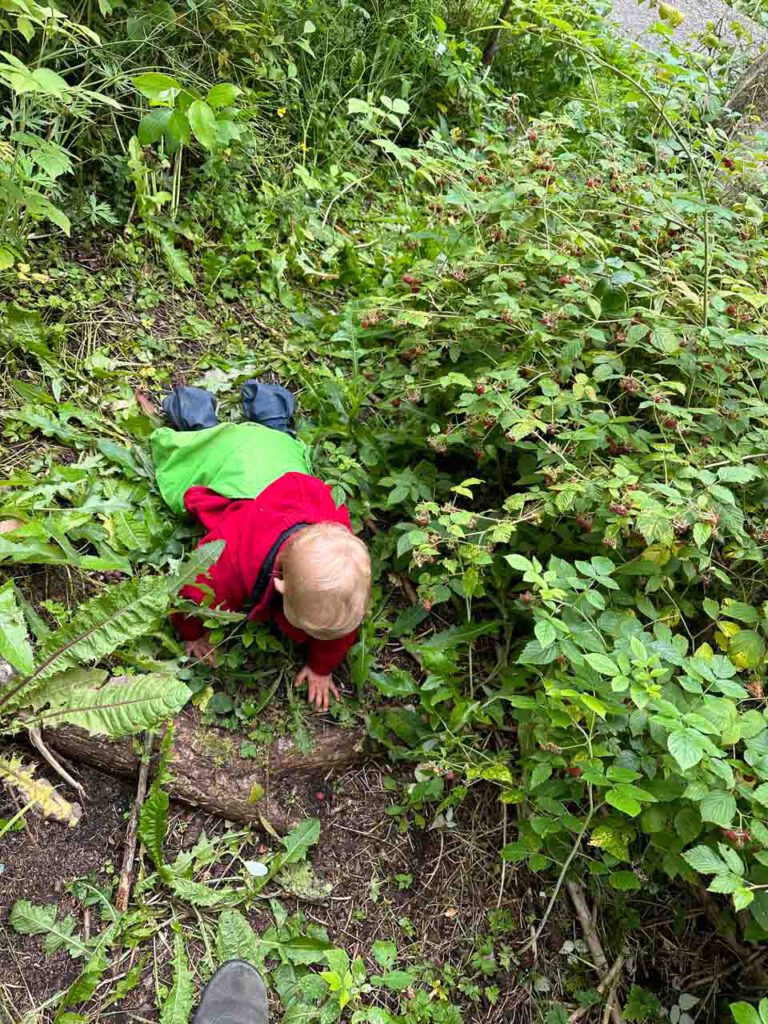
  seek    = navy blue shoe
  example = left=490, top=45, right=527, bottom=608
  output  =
left=162, top=386, right=219, bottom=431
left=193, top=960, right=268, bottom=1024
left=241, top=379, right=295, bottom=435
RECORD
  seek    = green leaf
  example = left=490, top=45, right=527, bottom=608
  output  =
left=534, top=619, right=557, bottom=648
left=608, top=870, right=641, bottom=891
left=160, top=932, right=194, bottom=1024
left=373, top=970, right=414, bottom=992
left=170, top=878, right=234, bottom=907
left=584, top=653, right=620, bottom=676
left=188, top=100, right=217, bottom=150
left=505, top=554, right=533, bottom=572
left=206, top=83, right=239, bottom=108
left=371, top=940, right=398, bottom=971
left=133, top=72, right=182, bottom=104
left=730, top=1003, right=761, bottom=1024
left=138, top=108, right=173, bottom=145
left=0, top=579, right=34, bottom=674
left=605, top=784, right=655, bottom=817
left=139, top=786, right=169, bottom=874
left=682, top=845, right=726, bottom=874
left=730, top=630, right=766, bottom=671
left=159, top=234, right=195, bottom=286
left=734, top=888, right=755, bottom=912
left=752, top=783, right=768, bottom=806
left=668, top=730, right=705, bottom=772
left=9, top=900, right=87, bottom=958
left=530, top=763, right=552, bottom=789
left=721, top=601, right=759, bottom=624
left=699, top=791, right=737, bottom=828
left=275, top=817, right=321, bottom=871
left=216, top=910, right=264, bottom=965
left=28, top=576, right=169, bottom=686
left=35, top=673, right=190, bottom=737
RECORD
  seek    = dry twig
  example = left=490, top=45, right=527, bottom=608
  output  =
left=28, top=726, right=86, bottom=802
left=115, top=732, right=154, bottom=912
left=566, top=882, right=623, bottom=1024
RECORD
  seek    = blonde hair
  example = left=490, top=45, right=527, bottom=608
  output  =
left=279, top=522, right=371, bottom=640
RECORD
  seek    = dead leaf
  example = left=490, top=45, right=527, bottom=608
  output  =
left=0, top=519, right=23, bottom=534
left=0, top=755, right=82, bottom=827
left=443, top=907, right=458, bottom=918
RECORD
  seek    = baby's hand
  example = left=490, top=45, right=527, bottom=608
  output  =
left=294, top=666, right=340, bottom=711
left=184, top=636, right=217, bottom=667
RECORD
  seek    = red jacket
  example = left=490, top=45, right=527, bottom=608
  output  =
left=172, top=472, right=357, bottom=675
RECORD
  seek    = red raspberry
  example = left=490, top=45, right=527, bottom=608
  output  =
left=475, top=384, right=486, bottom=395
left=558, top=274, right=572, bottom=286
left=566, top=766, right=583, bottom=777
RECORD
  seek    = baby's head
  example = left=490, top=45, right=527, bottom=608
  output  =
left=275, top=522, right=371, bottom=640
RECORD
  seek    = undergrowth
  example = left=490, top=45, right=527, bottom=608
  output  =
left=2, top=0, right=768, bottom=1020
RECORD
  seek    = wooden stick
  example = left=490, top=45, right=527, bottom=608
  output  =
left=115, top=732, right=154, bottom=913
left=566, top=882, right=623, bottom=1024
left=28, top=726, right=87, bottom=801
left=568, top=954, right=625, bottom=1024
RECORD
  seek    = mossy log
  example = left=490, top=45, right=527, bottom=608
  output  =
left=44, top=710, right=368, bottom=833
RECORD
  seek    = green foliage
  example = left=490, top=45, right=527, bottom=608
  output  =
left=159, top=931, right=195, bottom=1024
left=9, top=899, right=88, bottom=958
left=0, top=580, right=34, bottom=673
left=5, top=0, right=768, bottom=1016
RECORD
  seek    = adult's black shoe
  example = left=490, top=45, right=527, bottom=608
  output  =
left=193, top=960, right=268, bottom=1024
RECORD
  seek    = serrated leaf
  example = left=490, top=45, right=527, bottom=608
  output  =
left=35, top=674, right=190, bottom=737
left=682, top=845, right=726, bottom=874
left=272, top=818, right=321, bottom=873
left=608, top=870, right=641, bottom=891
left=168, top=541, right=225, bottom=594
left=668, top=730, right=705, bottom=772
left=9, top=900, right=87, bottom=958
left=170, top=877, right=235, bottom=907
left=160, top=932, right=194, bottom=1024
left=529, top=762, right=552, bottom=789
left=699, top=791, right=737, bottom=828
left=216, top=910, right=264, bottom=965
left=139, top=785, right=169, bottom=873
left=534, top=620, right=557, bottom=648
left=734, top=888, right=755, bottom=911
left=26, top=577, right=169, bottom=688
left=206, top=83, right=239, bottom=108
left=0, top=580, right=34, bottom=674
left=584, top=653, right=620, bottom=676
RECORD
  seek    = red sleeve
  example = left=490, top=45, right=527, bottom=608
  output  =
left=171, top=529, right=251, bottom=642
left=307, top=631, right=357, bottom=675
left=272, top=607, right=356, bottom=674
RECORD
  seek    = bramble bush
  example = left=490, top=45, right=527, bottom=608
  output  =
left=4, top=0, right=768, bottom=1016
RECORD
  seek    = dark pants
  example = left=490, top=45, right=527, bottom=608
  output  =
left=162, top=379, right=296, bottom=435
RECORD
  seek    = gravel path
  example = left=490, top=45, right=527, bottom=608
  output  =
left=608, top=0, right=768, bottom=49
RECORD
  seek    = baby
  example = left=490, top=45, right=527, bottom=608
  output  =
left=150, top=380, right=371, bottom=710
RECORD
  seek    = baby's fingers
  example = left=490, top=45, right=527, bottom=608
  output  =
left=330, top=680, right=340, bottom=701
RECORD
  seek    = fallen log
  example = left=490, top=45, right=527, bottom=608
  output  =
left=44, top=710, right=369, bottom=833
